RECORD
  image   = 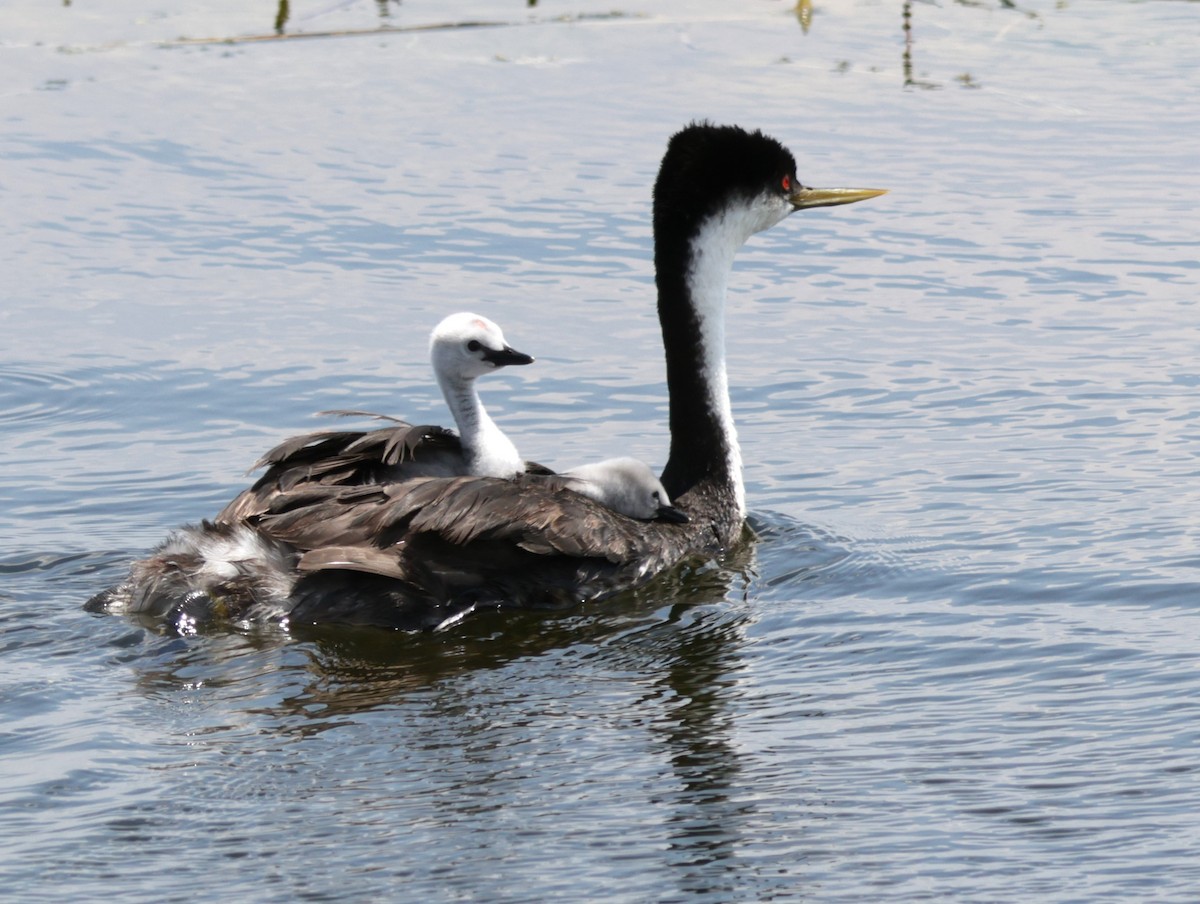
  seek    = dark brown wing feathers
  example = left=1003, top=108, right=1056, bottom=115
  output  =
left=110, top=410, right=714, bottom=626
left=257, top=475, right=662, bottom=565
left=217, top=415, right=466, bottom=523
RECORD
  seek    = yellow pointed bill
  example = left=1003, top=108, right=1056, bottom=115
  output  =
left=790, top=186, right=888, bottom=211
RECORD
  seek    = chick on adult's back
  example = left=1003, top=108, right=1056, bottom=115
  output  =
left=215, top=311, right=536, bottom=526
left=557, top=457, right=687, bottom=523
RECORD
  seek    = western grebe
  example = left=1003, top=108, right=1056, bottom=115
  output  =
left=89, top=122, right=885, bottom=631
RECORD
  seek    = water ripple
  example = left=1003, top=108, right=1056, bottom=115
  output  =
left=3, top=1, right=1200, bottom=900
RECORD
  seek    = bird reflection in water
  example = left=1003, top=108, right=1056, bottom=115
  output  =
left=127, top=535, right=767, bottom=886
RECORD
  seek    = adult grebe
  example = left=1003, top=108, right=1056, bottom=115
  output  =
left=89, top=122, right=884, bottom=631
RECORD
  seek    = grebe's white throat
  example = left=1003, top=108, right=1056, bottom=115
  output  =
left=685, top=197, right=796, bottom=517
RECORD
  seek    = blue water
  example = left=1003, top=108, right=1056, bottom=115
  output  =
left=3, top=1, right=1200, bottom=900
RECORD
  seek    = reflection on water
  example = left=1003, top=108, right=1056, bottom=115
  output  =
left=647, top=606, right=749, bottom=893
left=231, top=535, right=760, bottom=720
left=95, top=535, right=777, bottom=897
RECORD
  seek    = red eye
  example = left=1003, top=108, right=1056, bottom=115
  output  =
left=781, top=175, right=791, bottom=192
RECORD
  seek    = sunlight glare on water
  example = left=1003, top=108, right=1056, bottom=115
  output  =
left=2, top=0, right=1199, bottom=900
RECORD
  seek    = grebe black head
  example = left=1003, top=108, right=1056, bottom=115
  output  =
left=654, top=122, right=886, bottom=244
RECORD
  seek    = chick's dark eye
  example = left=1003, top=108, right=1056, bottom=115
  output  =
left=467, top=340, right=482, bottom=352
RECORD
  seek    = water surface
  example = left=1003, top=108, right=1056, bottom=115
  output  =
left=2, top=1, right=1199, bottom=900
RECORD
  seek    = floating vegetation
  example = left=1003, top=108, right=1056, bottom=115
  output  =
left=900, top=0, right=1041, bottom=89
left=165, top=19, right=511, bottom=48
left=794, top=0, right=813, bottom=35
left=162, top=7, right=648, bottom=48
left=902, top=0, right=941, bottom=90
left=57, top=0, right=1046, bottom=93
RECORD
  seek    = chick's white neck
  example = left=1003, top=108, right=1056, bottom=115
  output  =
left=438, top=373, right=523, bottom=478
